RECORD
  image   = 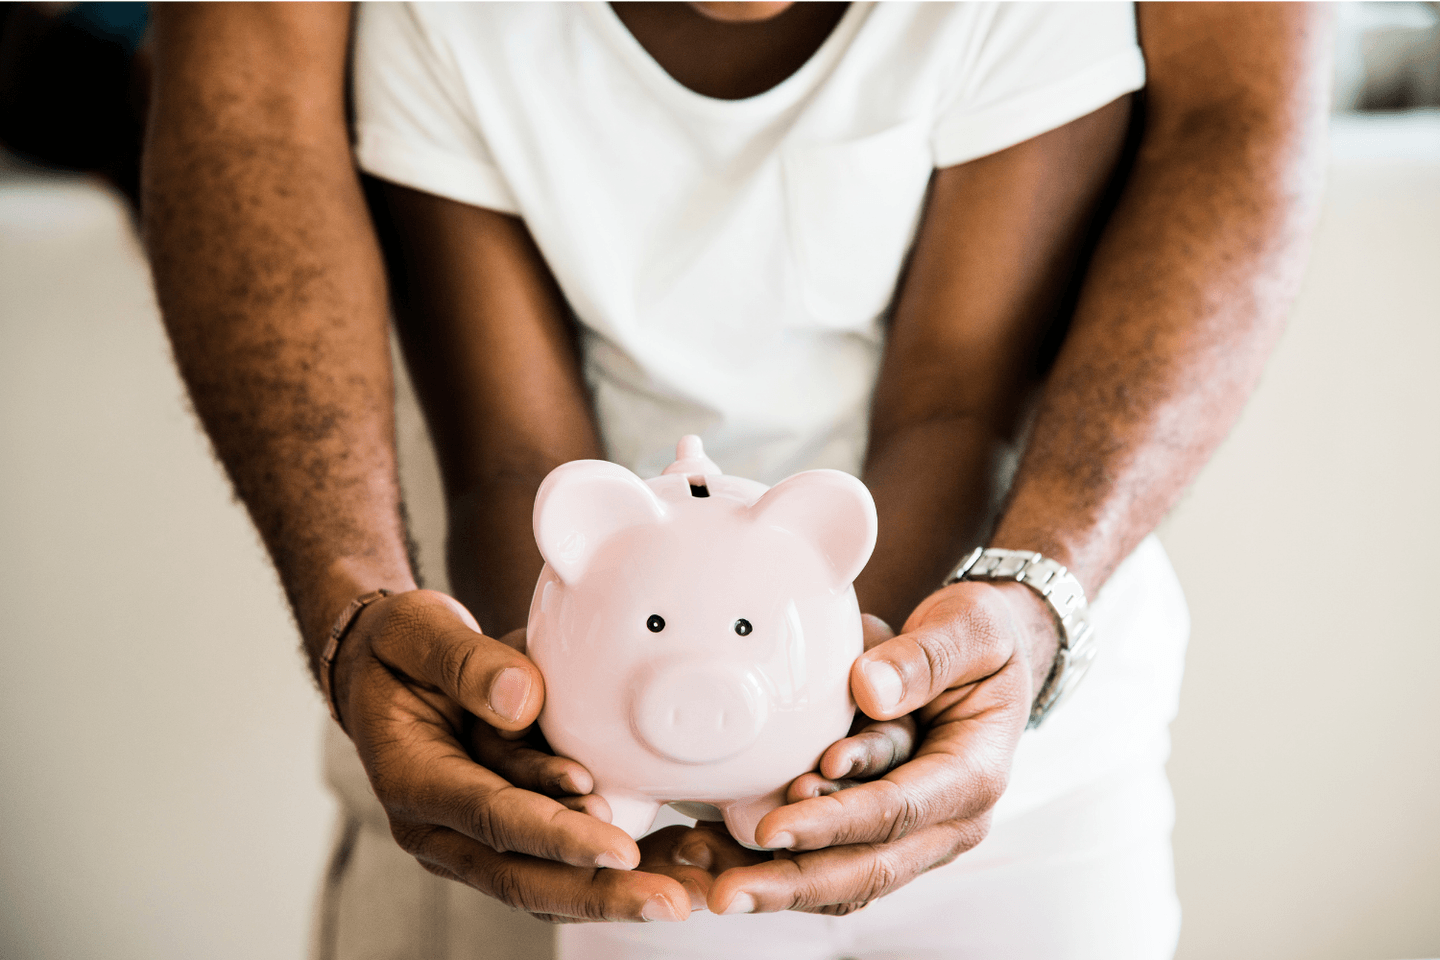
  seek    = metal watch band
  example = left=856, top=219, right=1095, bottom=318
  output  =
left=947, top=547, right=1097, bottom=729
left=319, top=588, right=392, bottom=732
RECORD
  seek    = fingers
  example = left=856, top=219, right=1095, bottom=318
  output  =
left=469, top=723, right=611, bottom=820
left=787, top=773, right=855, bottom=801
left=633, top=825, right=747, bottom=913
left=851, top=582, right=1017, bottom=721
left=558, top=793, right=613, bottom=821
left=670, top=821, right=771, bottom=877
left=770, top=584, right=1039, bottom=852
left=860, top=613, right=896, bottom=651
left=364, top=589, right=545, bottom=731
left=763, top=751, right=1001, bottom=851
left=351, top=655, right=638, bottom=870
left=786, top=714, right=917, bottom=804
left=339, top=592, right=675, bottom=923
left=400, top=825, right=693, bottom=922
left=470, top=722, right=594, bottom=797
left=817, top=716, right=917, bottom=782
left=494, top=626, right=529, bottom=653
left=653, top=822, right=771, bottom=913
left=707, top=818, right=989, bottom=916
left=758, top=666, right=1024, bottom=850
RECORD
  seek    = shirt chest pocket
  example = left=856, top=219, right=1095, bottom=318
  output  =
left=781, top=120, right=935, bottom=331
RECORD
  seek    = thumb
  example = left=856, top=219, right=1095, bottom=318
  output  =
left=364, top=589, right=546, bottom=731
left=849, top=584, right=1014, bottom=720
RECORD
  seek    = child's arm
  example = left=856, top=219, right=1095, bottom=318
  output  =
left=366, top=181, right=605, bottom=636
left=704, top=2, right=1332, bottom=914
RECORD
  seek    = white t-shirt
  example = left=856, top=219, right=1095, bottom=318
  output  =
left=354, top=0, right=1144, bottom=484
left=352, top=2, right=1186, bottom=820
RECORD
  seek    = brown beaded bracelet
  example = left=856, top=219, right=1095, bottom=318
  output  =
left=319, top=589, right=392, bottom=732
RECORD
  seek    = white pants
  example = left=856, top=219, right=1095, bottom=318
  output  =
left=313, top=751, right=1179, bottom=960
left=561, top=763, right=1180, bottom=960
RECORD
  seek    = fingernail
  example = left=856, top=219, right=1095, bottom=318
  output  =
left=674, top=841, right=712, bottom=871
left=438, top=594, right=483, bottom=633
left=722, top=892, right=756, bottom=915
left=558, top=770, right=590, bottom=795
left=681, top=879, right=707, bottom=912
left=642, top=895, right=683, bottom=922
left=765, top=831, right=795, bottom=850
left=596, top=849, right=634, bottom=871
left=861, top=659, right=904, bottom=712
left=827, top=751, right=859, bottom=780
left=488, top=667, right=531, bottom=723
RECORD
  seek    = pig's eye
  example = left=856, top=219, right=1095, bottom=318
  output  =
left=647, top=614, right=666, bottom=633
left=733, top=619, right=752, bottom=637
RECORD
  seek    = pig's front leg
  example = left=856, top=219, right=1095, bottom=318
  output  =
left=720, top=786, right=790, bottom=851
left=596, top=788, right=663, bottom=841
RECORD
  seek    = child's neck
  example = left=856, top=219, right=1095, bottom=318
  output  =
left=610, top=2, right=851, bottom=101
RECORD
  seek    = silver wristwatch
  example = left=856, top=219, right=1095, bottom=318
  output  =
left=948, top=547, right=1097, bottom=729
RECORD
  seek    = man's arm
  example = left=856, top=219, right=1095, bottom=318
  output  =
left=991, top=2, right=1332, bottom=587
left=143, top=3, right=693, bottom=922
left=144, top=3, right=408, bottom=648
left=699, top=3, right=1332, bottom=913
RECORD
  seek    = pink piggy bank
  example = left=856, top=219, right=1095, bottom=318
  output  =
left=525, top=436, right=877, bottom=849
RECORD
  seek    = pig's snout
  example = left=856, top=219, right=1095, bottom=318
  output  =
left=631, top=663, right=769, bottom=765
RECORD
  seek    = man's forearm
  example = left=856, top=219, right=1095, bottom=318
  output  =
left=992, top=4, right=1333, bottom=593
left=143, top=4, right=414, bottom=667
left=857, top=5, right=1330, bottom=638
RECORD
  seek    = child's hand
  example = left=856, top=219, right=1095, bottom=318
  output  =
left=788, top=614, right=918, bottom=801
left=635, top=823, right=760, bottom=916
left=697, top=581, right=1052, bottom=915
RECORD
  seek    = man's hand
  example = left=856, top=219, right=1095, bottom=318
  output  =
left=694, top=582, right=1055, bottom=915
left=330, top=588, right=695, bottom=922
left=787, top=614, right=919, bottom=803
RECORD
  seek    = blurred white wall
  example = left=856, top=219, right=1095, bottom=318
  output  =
left=1, top=111, right=1437, bottom=959
left=1162, top=110, right=1440, bottom=960
left=0, top=161, right=333, bottom=960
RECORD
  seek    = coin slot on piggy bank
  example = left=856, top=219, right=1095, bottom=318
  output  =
left=525, top=435, right=876, bottom=849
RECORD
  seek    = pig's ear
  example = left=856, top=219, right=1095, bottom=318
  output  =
left=533, top=460, right=668, bottom=584
left=748, top=470, right=877, bottom=589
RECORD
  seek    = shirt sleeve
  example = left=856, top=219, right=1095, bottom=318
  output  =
left=931, top=2, right=1145, bottom=169
left=352, top=2, right=520, bottom=214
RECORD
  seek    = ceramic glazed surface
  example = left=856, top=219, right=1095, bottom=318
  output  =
left=526, top=436, right=877, bottom=849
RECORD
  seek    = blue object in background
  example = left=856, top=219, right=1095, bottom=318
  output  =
left=63, top=2, right=149, bottom=55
